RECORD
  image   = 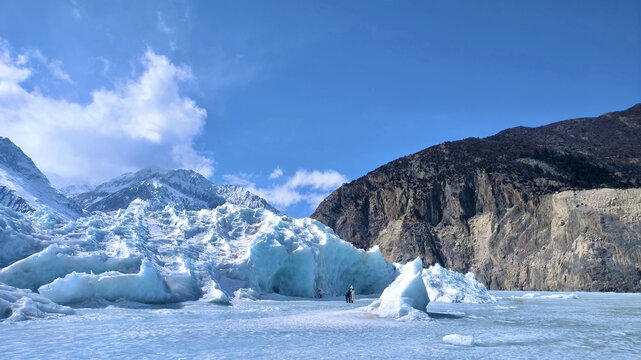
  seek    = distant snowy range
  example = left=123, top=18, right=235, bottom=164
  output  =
left=1, top=136, right=639, bottom=359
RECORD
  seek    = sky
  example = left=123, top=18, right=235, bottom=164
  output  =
left=0, top=1, right=640, bottom=217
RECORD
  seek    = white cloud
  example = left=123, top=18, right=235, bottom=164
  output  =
left=287, top=169, right=347, bottom=190
left=268, top=167, right=283, bottom=179
left=225, top=169, right=348, bottom=212
left=222, top=174, right=254, bottom=188
left=0, top=39, right=212, bottom=186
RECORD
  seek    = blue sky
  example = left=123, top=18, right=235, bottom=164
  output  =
left=0, top=1, right=640, bottom=217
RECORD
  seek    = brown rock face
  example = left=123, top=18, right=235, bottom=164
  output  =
left=312, top=104, right=641, bottom=292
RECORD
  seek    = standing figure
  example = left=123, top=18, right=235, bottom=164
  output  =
left=316, top=287, right=323, bottom=299
left=346, top=285, right=355, bottom=303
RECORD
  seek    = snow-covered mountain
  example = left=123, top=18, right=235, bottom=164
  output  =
left=73, top=167, right=278, bottom=213
left=0, top=137, right=84, bottom=219
left=59, top=184, right=94, bottom=197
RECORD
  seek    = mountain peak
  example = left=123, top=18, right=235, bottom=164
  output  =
left=74, top=167, right=277, bottom=213
left=0, top=137, right=85, bottom=219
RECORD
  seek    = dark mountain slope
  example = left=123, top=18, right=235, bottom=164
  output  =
left=312, top=104, right=641, bottom=292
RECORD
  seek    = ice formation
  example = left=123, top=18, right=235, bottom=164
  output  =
left=0, top=245, right=141, bottom=291
left=442, top=334, right=474, bottom=346
left=0, top=188, right=494, bottom=313
left=517, top=292, right=578, bottom=300
left=0, top=282, right=73, bottom=322
left=38, top=260, right=200, bottom=304
left=0, top=201, right=396, bottom=305
left=0, top=139, right=498, bottom=320
left=367, top=258, right=430, bottom=320
left=0, top=207, right=44, bottom=267
left=422, top=263, right=496, bottom=303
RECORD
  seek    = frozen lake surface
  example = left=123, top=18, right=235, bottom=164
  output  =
left=1, top=291, right=640, bottom=359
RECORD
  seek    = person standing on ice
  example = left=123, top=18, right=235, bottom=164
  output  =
left=346, top=285, right=355, bottom=303
left=316, top=287, right=323, bottom=298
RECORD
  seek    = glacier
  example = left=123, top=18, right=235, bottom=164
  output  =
left=0, top=189, right=494, bottom=321
left=0, top=201, right=397, bottom=307
left=0, top=137, right=496, bottom=321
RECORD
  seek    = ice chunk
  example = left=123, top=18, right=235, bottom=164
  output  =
left=422, top=264, right=496, bottom=303
left=202, top=280, right=230, bottom=305
left=0, top=282, right=73, bottom=322
left=442, top=334, right=474, bottom=346
left=0, top=245, right=141, bottom=290
left=539, top=293, right=578, bottom=299
left=232, top=288, right=260, bottom=301
left=367, top=258, right=430, bottom=320
left=0, top=206, right=44, bottom=267
left=514, top=292, right=578, bottom=300
left=38, top=260, right=200, bottom=304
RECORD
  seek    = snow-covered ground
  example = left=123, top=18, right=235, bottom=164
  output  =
left=0, top=291, right=639, bottom=359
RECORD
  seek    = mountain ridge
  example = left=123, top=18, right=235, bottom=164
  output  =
left=0, top=137, right=85, bottom=219
left=73, top=167, right=279, bottom=213
left=0, top=137, right=277, bottom=217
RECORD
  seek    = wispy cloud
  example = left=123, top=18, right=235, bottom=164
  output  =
left=25, top=49, right=74, bottom=83
left=224, top=169, right=348, bottom=211
left=71, top=0, right=81, bottom=20
left=93, top=56, right=111, bottom=76
left=0, top=38, right=212, bottom=186
left=268, top=167, right=283, bottom=179
left=157, top=12, right=174, bottom=34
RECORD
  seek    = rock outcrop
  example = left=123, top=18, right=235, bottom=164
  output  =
left=312, top=104, right=641, bottom=292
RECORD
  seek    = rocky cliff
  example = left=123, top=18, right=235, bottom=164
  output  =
left=312, top=104, right=641, bottom=292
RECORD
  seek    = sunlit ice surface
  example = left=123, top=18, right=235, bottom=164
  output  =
left=1, top=291, right=639, bottom=359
